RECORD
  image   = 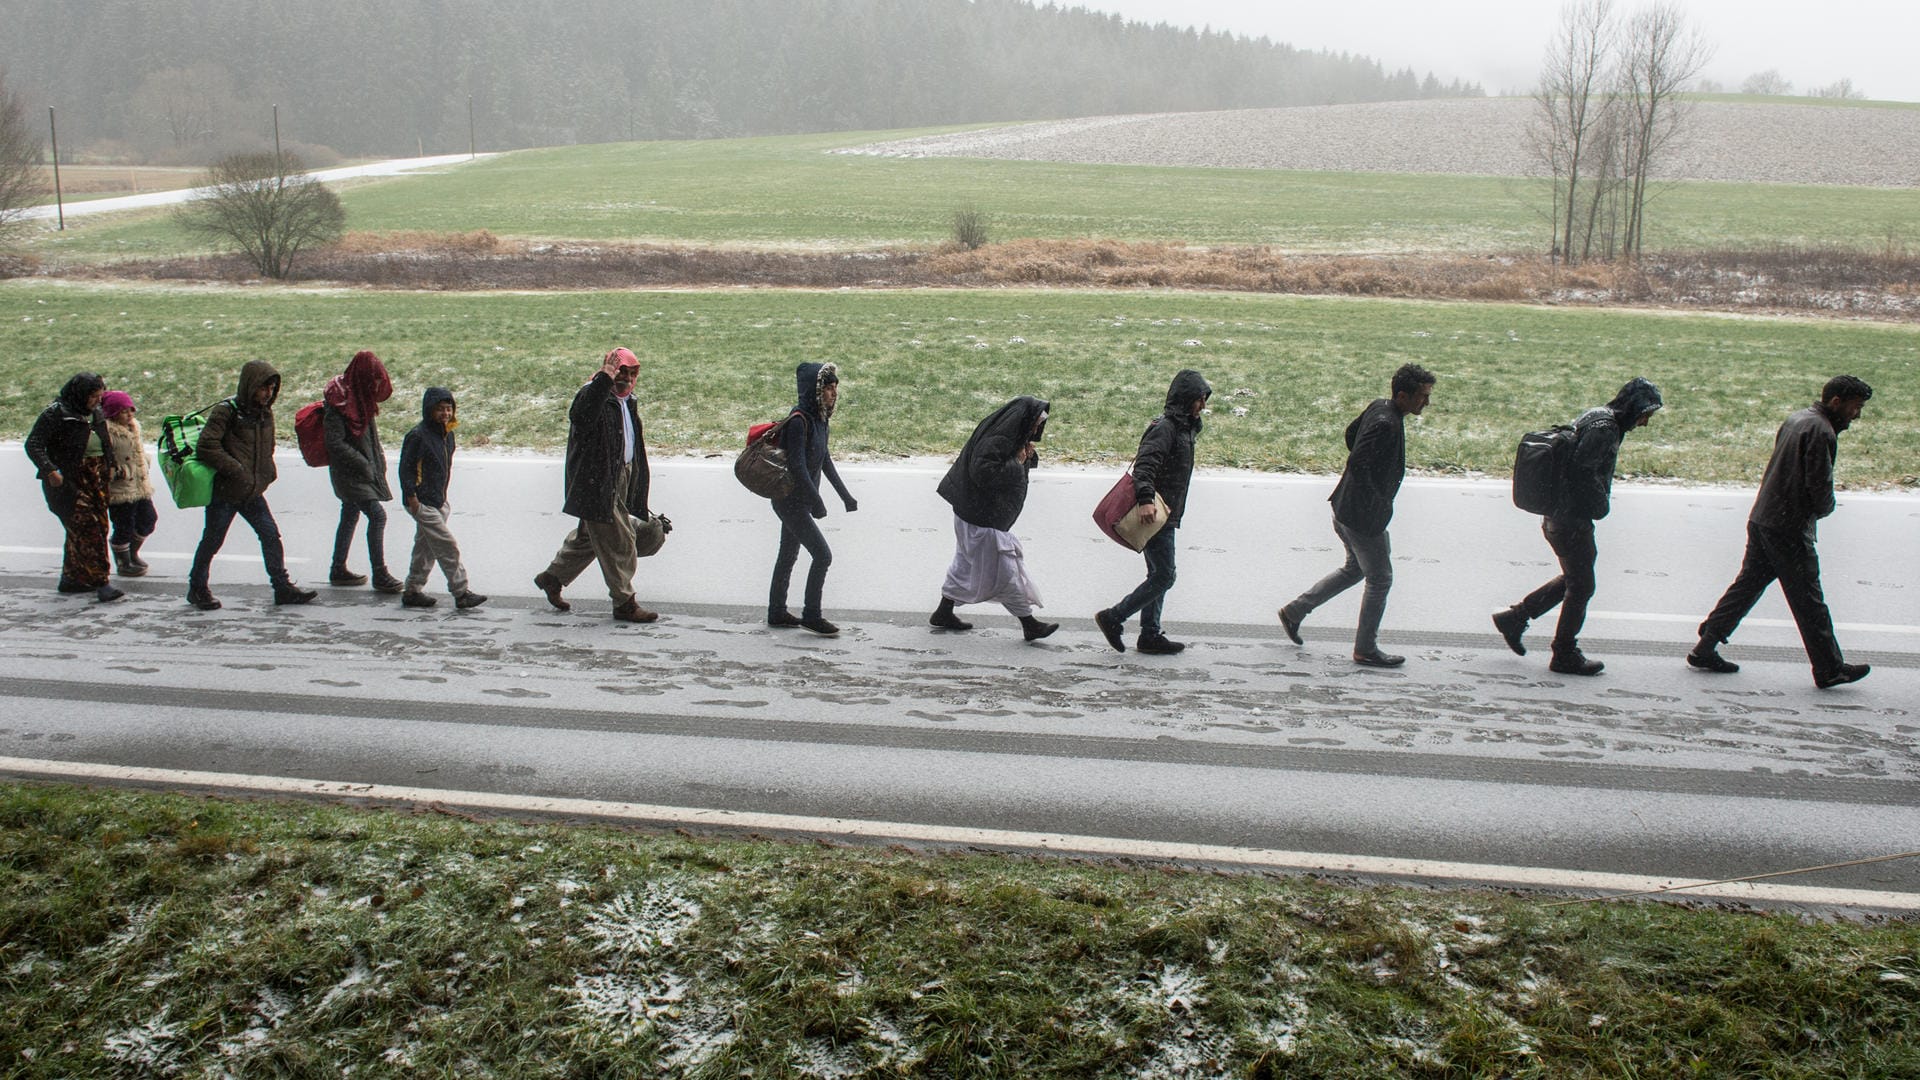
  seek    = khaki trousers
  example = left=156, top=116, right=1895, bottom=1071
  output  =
left=544, top=461, right=638, bottom=606
left=405, top=501, right=470, bottom=594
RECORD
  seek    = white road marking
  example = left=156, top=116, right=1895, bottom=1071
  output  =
left=3, top=756, right=1915, bottom=911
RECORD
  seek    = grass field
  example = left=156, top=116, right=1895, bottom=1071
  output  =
left=19, top=128, right=1920, bottom=261
left=3, top=783, right=1914, bottom=1078
left=4, top=281, right=1915, bottom=485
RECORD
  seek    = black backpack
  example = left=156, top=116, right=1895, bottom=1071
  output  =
left=1511, top=424, right=1576, bottom=516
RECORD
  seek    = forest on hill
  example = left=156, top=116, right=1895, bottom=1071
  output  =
left=0, top=0, right=1479, bottom=162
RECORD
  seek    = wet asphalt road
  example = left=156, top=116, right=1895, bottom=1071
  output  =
left=2, top=451, right=1915, bottom=901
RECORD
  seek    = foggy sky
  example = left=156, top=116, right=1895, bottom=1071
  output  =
left=1078, top=0, right=1919, bottom=104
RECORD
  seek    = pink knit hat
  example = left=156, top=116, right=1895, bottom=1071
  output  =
left=99, top=390, right=136, bottom=418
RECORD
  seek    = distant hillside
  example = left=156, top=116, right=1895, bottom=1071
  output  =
left=843, top=99, right=1920, bottom=187
left=0, top=0, right=1479, bottom=163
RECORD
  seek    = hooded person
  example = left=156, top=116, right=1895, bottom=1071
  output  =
left=24, top=371, right=122, bottom=601
left=1491, top=375, right=1664, bottom=675
left=533, top=347, right=657, bottom=622
left=1686, top=375, right=1874, bottom=689
left=322, top=350, right=401, bottom=593
left=1095, top=369, right=1212, bottom=655
left=100, top=390, right=159, bottom=579
left=930, top=395, right=1057, bottom=641
left=187, top=358, right=317, bottom=610
left=396, top=386, right=485, bottom=610
left=766, top=361, right=858, bottom=636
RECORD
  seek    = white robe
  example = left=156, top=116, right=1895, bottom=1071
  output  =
left=941, top=515, right=1041, bottom=616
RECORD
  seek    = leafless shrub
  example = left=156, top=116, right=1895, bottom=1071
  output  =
left=951, top=203, right=990, bottom=250
left=173, top=152, right=346, bottom=278
left=0, top=70, right=44, bottom=241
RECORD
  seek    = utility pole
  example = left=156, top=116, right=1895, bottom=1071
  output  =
left=48, top=107, right=64, bottom=230
left=468, top=95, right=475, bottom=159
left=272, top=103, right=283, bottom=180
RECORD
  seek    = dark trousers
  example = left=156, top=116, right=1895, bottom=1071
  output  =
left=1108, top=526, right=1178, bottom=636
left=190, top=495, right=289, bottom=592
left=332, top=497, right=388, bottom=571
left=1698, top=521, right=1845, bottom=678
left=108, top=498, right=159, bottom=549
left=770, top=504, right=832, bottom=620
left=1284, top=517, right=1393, bottom=653
left=1515, top=516, right=1596, bottom=653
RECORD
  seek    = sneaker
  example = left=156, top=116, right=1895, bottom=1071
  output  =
left=371, top=570, right=405, bottom=595
left=799, top=616, right=840, bottom=636
left=1094, top=609, right=1126, bottom=653
left=613, top=602, right=659, bottom=623
left=767, top=609, right=803, bottom=628
left=402, top=590, right=438, bottom=608
left=1548, top=650, right=1604, bottom=676
left=1021, top=617, right=1060, bottom=642
left=1492, top=608, right=1528, bottom=656
left=454, top=591, right=489, bottom=610
left=1814, top=663, right=1870, bottom=689
left=1686, top=647, right=1739, bottom=674
left=273, top=584, right=318, bottom=606
left=1136, top=633, right=1186, bottom=655
left=187, top=587, right=222, bottom=611
left=96, top=584, right=125, bottom=603
left=1353, top=650, right=1406, bottom=668
left=533, top=571, right=570, bottom=611
left=1277, top=606, right=1304, bottom=646
left=329, top=567, right=368, bottom=586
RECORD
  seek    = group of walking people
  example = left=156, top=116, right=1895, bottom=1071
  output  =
left=23, top=350, right=1878, bottom=688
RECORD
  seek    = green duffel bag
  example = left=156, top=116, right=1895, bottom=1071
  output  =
left=157, top=401, right=225, bottom=509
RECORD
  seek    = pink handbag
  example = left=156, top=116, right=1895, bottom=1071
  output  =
left=1093, top=471, right=1168, bottom=551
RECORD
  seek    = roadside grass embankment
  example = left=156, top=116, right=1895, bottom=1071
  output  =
left=3, top=783, right=1915, bottom=1077
left=4, top=282, right=1916, bottom=486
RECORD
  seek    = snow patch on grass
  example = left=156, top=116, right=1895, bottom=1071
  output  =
left=583, top=880, right=702, bottom=960
left=104, top=1015, right=187, bottom=1076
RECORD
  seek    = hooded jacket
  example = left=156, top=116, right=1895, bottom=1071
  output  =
left=196, top=359, right=282, bottom=503
left=775, top=362, right=854, bottom=516
left=398, top=387, right=457, bottom=508
left=1327, top=397, right=1406, bottom=535
left=24, top=372, right=110, bottom=519
left=937, top=396, right=1049, bottom=531
left=323, top=351, right=393, bottom=504
left=1131, top=369, right=1211, bottom=529
left=561, top=369, right=649, bottom=523
left=1749, top=402, right=1843, bottom=534
left=1556, top=376, right=1663, bottom=523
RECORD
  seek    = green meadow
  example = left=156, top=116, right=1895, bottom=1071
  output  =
left=5, top=282, right=1914, bottom=485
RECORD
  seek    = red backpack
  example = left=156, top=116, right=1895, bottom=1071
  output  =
left=293, top=401, right=329, bottom=467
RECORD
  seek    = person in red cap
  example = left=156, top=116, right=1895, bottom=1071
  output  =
left=99, top=389, right=159, bottom=578
left=534, top=347, right=659, bottom=622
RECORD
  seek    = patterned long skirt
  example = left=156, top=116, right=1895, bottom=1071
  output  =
left=62, top=455, right=112, bottom=589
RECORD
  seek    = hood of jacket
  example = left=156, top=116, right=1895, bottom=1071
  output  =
left=794, top=361, right=839, bottom=421
left=1162, top=369, right=1213, bottom=431
left=324, top=350, right=392, bottom=436
left=1605, top=377, right=1663, bottom=430
left=420, top=386, right=456, bottom=429
left=57, top=372, right=106, bottom=416
left=235, top=359, right=281, bottom=418
left=976, top=396, right=1049, bottom=448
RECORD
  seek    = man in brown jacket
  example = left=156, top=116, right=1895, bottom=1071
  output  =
left=187, top=359, right=317, bottom=610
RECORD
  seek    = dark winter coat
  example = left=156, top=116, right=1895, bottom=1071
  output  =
left=195, top=359, right=281, bottom=504
left=323, top=403, right=391, bottom=503
left=1327, top=397, right=1406, bottom=536
left=1554, top=376, right=1664, bottom=524
left=561, top=370, right=649, bottom=523
left=398, top=388, right=457, bottom=508
left=24, top=373, right=110, bottom=519
left=1749, top=404, right=1842, bottom=535
left=937, top=396, right=1049, bottom=531
left=1131, top=369, right=1212, bottom=529
left=775, top=361, right=854, bottom=517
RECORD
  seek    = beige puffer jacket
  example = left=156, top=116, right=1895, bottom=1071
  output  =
left=106, top=418, right=155, bottom=504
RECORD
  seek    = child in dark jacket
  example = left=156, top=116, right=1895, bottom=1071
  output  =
left=397, top=387, right=485, bottom=609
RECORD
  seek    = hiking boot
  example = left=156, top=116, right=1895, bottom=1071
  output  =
left=1277, top=605, right=1304, bottom=646
left=767, top=609, right=803, bottom=628
left=273, top=584, right=318, bottom=606
left=1492, top=607, right=1528, bottom=656
left=1548, top=649, right=1604, bottom=676
left=402, top=589, right=438, bottom=608
left=371, top=569, right=405, bottom=595
left=113, top=546, right=147, bottom=578
left=127, top=537, right=150, bottom=572
left=1814, top=663, right=1870, bottom=689
left=96, top=584, right=125, bottom=603
left=454, top=591, right=489, bottom=610
left=613, top=601, right=659, bottom=623
left=799, top=616, right=840, bottom=637
left=1686, top=647, right=1739, bottom=674
left=1094, top=609, right=1126, bottom=653
left=329, top=566, right=368, bottom=586
left=1353, top=650, right=1406, bottom=668
left=187, top=587, right=222, bottom=611
left=533, top=571, right=570, bottom=611
left=1021, top=616, right=1060, bottom=641
left=929, top=598, right=973, bottom=631
left=1136, top=632, right=1186, bottom=655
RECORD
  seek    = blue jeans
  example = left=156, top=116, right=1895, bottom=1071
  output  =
left=189, top=495, right=289, bottom=592
left=1108, top=526, right=1178, bottom=636
left=1285, top=517, right=1393, bottom=653
left=770, top=504, right=832, bottom=620
left=332, top=497, right=388, bottom=572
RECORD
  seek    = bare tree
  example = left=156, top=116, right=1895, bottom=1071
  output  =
left=1615, top=3, right=1710, bottom=259
left=1740, top=69, right=1793, bottom=96
left=174, top=152, right=345, bottom=278
left=0, top=70, right=44, bottom=240
left=1810, top=77, right=1865, bottom=100
left=131, top=65, right=243, bottom=160
left=1530, top=0, right=1617, bottom=265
